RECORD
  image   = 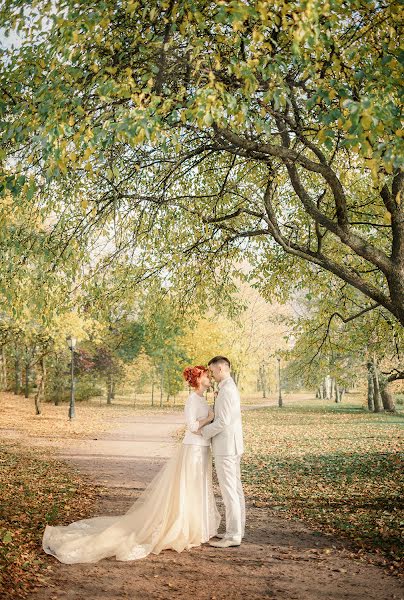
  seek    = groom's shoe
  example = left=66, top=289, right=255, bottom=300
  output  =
left=209, top=536, right=241, bottom=548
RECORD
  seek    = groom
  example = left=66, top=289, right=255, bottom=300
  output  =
left=200, top=356, right=245, bottom=548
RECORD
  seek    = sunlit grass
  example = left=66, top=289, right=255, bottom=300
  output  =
left=241, top=397, right=404, bottom=568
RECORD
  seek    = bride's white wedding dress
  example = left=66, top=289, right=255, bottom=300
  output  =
left=42, top=392, right=221, bottom=563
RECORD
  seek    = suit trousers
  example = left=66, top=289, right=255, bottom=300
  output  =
left=214, top=454, right=245, bottom=539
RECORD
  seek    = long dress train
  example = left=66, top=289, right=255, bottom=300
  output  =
left=42, top=443, right=221, bottom=564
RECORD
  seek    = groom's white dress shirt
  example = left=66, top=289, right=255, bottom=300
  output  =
left=201, top=376, right=244, bottom=455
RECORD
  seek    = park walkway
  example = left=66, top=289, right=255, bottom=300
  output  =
left=25, top=402, right=403, bottom=600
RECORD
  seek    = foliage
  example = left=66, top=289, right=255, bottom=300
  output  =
left=1, top=0, right=403, bottom=328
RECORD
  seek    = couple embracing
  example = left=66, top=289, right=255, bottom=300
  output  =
left=43, top=356, right=245, bottom=563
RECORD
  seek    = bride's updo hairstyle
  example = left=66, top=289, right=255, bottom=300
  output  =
left=183, top=365, right=208, bottom=389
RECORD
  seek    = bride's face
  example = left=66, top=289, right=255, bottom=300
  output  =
left=199, top=372, right=211, bottom=389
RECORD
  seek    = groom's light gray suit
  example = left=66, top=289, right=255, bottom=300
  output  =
left=201, top=376, right=245, bottom=540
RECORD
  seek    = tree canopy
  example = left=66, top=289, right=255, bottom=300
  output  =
left=1, top=1, right=403, bottom=327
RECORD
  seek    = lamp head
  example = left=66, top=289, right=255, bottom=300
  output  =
left=66, top=336, right=77, bottom=350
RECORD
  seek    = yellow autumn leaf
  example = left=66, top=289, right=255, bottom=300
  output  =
left=361, top=115, right=372, bottom=129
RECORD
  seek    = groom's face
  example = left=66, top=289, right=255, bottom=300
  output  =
left=208, top=363, right=221, bottom=383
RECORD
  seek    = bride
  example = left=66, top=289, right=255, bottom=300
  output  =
left=42, top=365, right=221, bottom=563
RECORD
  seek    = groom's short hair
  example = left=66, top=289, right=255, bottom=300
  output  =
left=208, top=356, right=231, bottom=369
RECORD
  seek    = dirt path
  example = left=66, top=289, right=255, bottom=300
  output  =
left=23, top=408, right=403, bottom=600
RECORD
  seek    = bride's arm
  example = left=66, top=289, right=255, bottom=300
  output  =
left=185, top=398, right=214, bottom=434
left=196, top=409, right=214, bottom=431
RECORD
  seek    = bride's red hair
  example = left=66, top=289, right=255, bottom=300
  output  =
left=183, top=365, right=208, bottom=389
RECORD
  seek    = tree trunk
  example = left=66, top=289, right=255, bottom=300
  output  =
left=151, top=380, right=155, bottom=406
left=24, top=361, right=30, bottom=398
left=106, top=373, right=113, bottom=404
left=259, top=364, right=267, bottom=398
left=111, top=380, right=116, bottom=399
left=160, top=367, right=164, bottom=407
left=372, top=355, right=383, bottom=413
left=232, top=369, right=240, bottom=385
left=34, top=357, right=46, bottom=415
left=14, top=354, right=22, bottom=394
left=379, top=376, right=396, bottom=412
left=339, top=388, right=345, bottom=402
left=324, top=375, right=332, bottom=399
left=54, top=389, right=60, bottom=406
left=0, top=346, right=7, bottom=390
left=318, top=385, right=324, bottom=399
left=330, top=377, right=335, bottom=401
left=367, top=362, right=374, bottom=411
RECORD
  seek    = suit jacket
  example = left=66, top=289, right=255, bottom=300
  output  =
left=201, top=376, right=244, bottom=456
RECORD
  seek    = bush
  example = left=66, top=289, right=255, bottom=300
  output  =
left=395, top=393, right=404, bottom=406
left=47, top=375, right=103, bottom=403
left=75, top=378, right=103, bottom=401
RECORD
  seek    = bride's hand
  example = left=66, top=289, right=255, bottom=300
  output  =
left=208, top=408, right=214, bottom=422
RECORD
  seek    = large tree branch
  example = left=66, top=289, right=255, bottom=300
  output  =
left=285, top=161, right=392, bottom=274
left=257, top=180, right=396, bottom=317
left=214, top=126, right=393, bottom=274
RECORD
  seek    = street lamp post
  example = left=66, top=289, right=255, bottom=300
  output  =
left=277, top=356, right=283, bottom=407
left=66, top=336, right=77, bottom=420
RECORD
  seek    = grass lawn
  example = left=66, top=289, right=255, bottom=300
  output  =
left=241, top=395, right=404, bottom=573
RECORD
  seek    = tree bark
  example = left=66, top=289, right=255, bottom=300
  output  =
left=106, top=373, right=113, bottom=404
left=160, top=371, right=163, bottom=408
left=324, top=375, right=332, bottom=399
left=24, top=361, right=30, bottom=398
left=330, top=377, right=335, bottom=401
left=367, top=361, right=374, bottom=411
left=334, top=383, right=342, bottom=403
left=372, top=355, right=384, bottom=413
left=0, top=346, right=7, bottom=390
left=14, top=353, right=22, bottom=394
left=379, top=376, right=396, bottom=412
left=34, top=356, right=46, bottom=415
